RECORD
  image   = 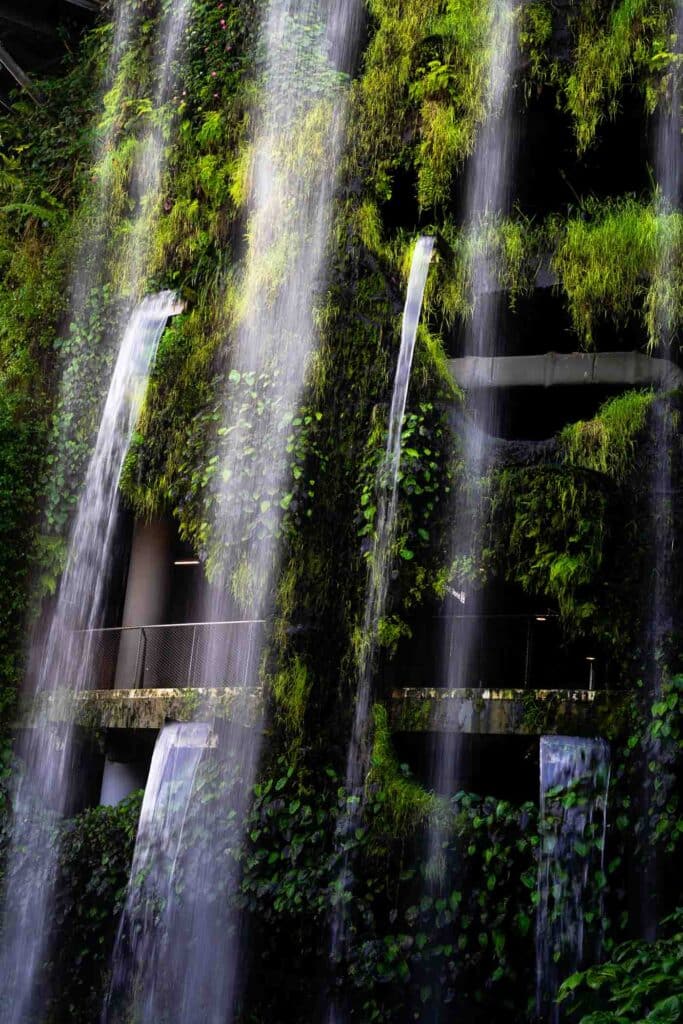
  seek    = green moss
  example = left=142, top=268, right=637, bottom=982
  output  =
left=518, top=0, right=556, bottom=88
left=271, top=655, right=312, bottom=742
left=560, top=390, right=655, bottom=483
left=565, top=0, right=672, bottom=154
left=551, top=197, right=683, bottom=347
left=366, top=703, right=436, bottom=835
left=354, top=0, right=513, bottom=211
left=412, top=0, right=509, bottom=208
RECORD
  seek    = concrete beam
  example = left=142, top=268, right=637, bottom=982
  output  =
left=0, top=13, right=57, bottom=38
left=74, top=687, right=264, bottom=730
left=390, top=687, right=627, bottom=737
left=64, top=0, right=101, bottom=9
left=0, top=41, right=42, bottom=102
left=23, top=684, right=627, bottom=742
left=100, top=757, right=149, bottom=806
left=449, top=352, right=683, bottom=390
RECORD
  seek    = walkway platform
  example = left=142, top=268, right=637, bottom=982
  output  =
left=390, top=687, right=625, bottom=736
left=73, top=687, right=263, bottom=730
left=36, top=685, right=630, bottom=738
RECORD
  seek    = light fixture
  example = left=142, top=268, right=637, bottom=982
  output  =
left=174, top=559, right=200, bottom=566
left=535, top=615, right=547, bottom=622
left=585, top=656, right=596, bottom=691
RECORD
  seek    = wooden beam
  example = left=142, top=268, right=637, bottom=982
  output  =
left=0, top=41, right=43, bottom=103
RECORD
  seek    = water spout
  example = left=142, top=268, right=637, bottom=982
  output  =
left=346, top=236, right=436, bottom=800
left=327, top=236, right=435, bottom=1016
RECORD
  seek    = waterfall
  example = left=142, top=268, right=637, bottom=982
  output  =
left=641, top=0, right=682, bottom=938
left=103, top=3, right=363, bottom=1022
left=649, top=0, right=682, bottom=672
left=328, top=237, right=435, bottom=1018
left=118, top=0, right=193, bottom=298
left=428, top=0, right=518, bottom=873
left=535, top=736, right=611, bottom=1024
left=346, top=237, right=435, bottom=798
left=0, top=1, right=193, bottom=1013
left=103, top=723, right=211, bottom=1023
left=0, top=293, right=176, bottom=1024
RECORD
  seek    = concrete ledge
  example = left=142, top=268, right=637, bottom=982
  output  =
left=390, top=687, right=627, bottom=736
left=448, top=352, right=683, bottom=391
left=74, top=687, right=264, bottom=730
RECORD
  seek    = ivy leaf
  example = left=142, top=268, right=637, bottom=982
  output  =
left=646, top=997, right=682, bottom=1024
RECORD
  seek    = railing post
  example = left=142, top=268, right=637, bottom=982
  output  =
left=187, top=624, right=197, bottom=687
left=524, top=618, right=532, bottom=689
left=135, top=628, right=147, bottom=689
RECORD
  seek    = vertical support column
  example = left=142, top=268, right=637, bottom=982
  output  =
left=99, top=757, right=149, bottom=806
left=114, top=519, right=173, bottom=688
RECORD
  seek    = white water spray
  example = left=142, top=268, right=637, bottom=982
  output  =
left=0, top=292, right=176, bottom=1024
left=327, top=237, right=435, bottom=1018
left=104, top=3, right=363, bottom=1022
left=103, top=723, right=211, bottom=1024
left=429, top=0, right=518, bottom=871
left=536, top=736, right=611, bottom=1023
left=640, top=0, right=682, bottom=939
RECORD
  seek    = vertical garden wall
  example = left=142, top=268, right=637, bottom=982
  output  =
left=0, top=0, right=681, bottom=1021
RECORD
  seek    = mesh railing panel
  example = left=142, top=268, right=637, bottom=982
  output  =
left=74, top=621, right=265, bottom=691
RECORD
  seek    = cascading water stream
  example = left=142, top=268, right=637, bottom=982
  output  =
left=118, top=0, right=193, bottom=298
left=0, top=292, right=177, bottom=1024
left=650, top=0, right=682, bottom=660
left=344, top=237, right=436, bottom=801
left=327, top=237, right=435, bottom=1019
left=0, top=4, right=193, bottom=1014
left=102, top=4, right=362, bottom=1022
left=641, top=0, right=682, bottom=938
left=428, top=0, right=518, bottom=874
left=536, top=736, right=611, bottom=1023
left=103, top=723, right=211, bottom=1024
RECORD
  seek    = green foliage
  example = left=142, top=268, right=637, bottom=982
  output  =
left=486, top=391, right=664, bottom=649
left=353, top=0, right=512, bottom=210
left=48, top=794, right=142, bottom=1021
left=560, top=390, right=655, bottom=483
left=488, top=464, right=606, bottom=626
left=411, top=0, right=507, bottom=208
left=366, top=704, right=436, bottom=835
left=518, top=0, right=556, bottom=88
left=358, top=401, right=453, bottom=580
left=552, top=198, right=683, bottom=348
left=564, top=0, right=673, bottom=154
left=45, top=752, right=538, bottom=1023
left=558, top=910, right=683, bottom=1024
left=172, top=377, right=326, bottom=588
left=0, top=377, right=46, bottom=713
left=270, top=654, right=312, bottom=744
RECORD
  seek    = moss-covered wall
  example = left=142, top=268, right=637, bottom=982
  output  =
left=0, top=0, right=681, bottom=1019
left=0, top=0, right=680, bottom=733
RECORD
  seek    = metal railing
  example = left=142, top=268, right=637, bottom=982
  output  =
left=386, top=612, right=610, bottom=691
left=80, top=620, right=266, bottom=691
